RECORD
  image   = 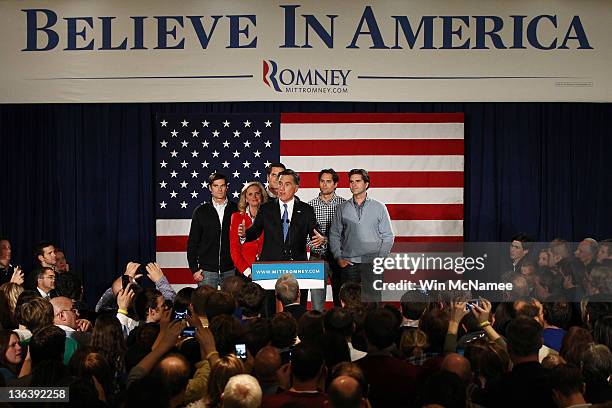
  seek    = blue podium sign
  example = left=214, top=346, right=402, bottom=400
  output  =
left=252, top=261, right=325, bottom=290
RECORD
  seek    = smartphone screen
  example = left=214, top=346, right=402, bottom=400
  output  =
left=181, top=327, right=196, bottom=337
left=121, top=275, right=130, bottom=289
left=279, top=347, right=292, bottom=365
left=235, top=343, right=247, bottom=360
left=466, top=299, right=481, bottom=310
left=173, top=309, right=189, bottom=320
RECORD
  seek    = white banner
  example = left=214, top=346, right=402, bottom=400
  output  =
left=0, top=0, right=610, bottom=103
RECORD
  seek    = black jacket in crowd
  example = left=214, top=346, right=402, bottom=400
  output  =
left=187, top=201, right=238, bottom=274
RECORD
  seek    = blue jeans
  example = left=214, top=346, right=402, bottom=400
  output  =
left=199, top=269, right=236, bottom=289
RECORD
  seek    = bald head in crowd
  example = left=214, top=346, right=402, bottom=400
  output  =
left=152, top=353, right=191, bottom=408
left=254, top=346, right=281, bottom=379
left=326, top=375, right=364, bottom=408
left=50, top=296, right=78, bottom=330
left=441, top=353, right=472, bottom=383
left=575, top=238, right=598, bottom=266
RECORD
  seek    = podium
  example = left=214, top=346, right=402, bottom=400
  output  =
left=251, top=261, right=325, bottom=290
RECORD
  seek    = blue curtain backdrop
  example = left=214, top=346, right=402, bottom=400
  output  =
left=1, top=102, right=611, bottom=306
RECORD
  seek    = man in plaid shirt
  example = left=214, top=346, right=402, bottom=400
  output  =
left=308, top=169, right=347, bottom=310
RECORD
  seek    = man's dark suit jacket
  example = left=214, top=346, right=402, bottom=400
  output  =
left=33, top=287, right=57, bottom=299
left=245, top=198, right=319, bottom=262
left=283, top=303, right=306, bottom=321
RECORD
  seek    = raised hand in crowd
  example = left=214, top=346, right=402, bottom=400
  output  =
left=449, top=300, right=470, bottom=325
left=134, top=319, right=187, bottom=376
left=10, top=266, right=24, bottom=285
left=471, top=298, right=492, bottom=324
left=237, top=219, right=246, bottom=237
left=151, top=306, right=173, bottom=350
left=117, top=283, right=135, bottom=311
left=195, top=325, right=219, bottom=364
left=445, top=299, right=475, bottom=353
left=145, top=262, right=165, bottom=282
left=472, top=298, right=503, bottom=342
left=124, top=261, right=142, bottom=282
left=161, top=319, right=187, bottom=350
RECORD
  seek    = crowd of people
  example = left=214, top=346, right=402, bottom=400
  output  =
left=0, top=234, right=610, bottom=407
left=0, top=163, right=610, bottom=407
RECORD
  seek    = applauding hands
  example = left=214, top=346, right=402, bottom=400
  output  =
left=10, top=267, right=24, bottom=285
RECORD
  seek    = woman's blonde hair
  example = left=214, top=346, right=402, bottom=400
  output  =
left=399, top=328, right=428, bottom=359
left=237, top=181, right=268, bottom=213
left=0, top=282, right=23, bottom=315
left=207, top=354, right=244, bottom=407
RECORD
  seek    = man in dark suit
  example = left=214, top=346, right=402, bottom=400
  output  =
left=239, top=169, right=325, bottom=315
left=275, top=273, right=306, bottom=321
left=35, top=267, right=57, bottom=298
left=240, top=169, right=324, bottom=262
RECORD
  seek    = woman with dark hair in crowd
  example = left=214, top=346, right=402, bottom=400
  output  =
left=173, top=286, right=195, bottom=315
left=464, top=338, right=511, bottom=405
left=593, top=315, right=612, bottom=350
left=69, top=349, right=114, bottom=405
left=206, top=354, right=244, bottom=408
left=556, top=258, right=587, bottom=299
left=0, top=330, right=23, bottom=381
left=209, top=314, right=245, bottom=357
left=581, top=343, right=612, bottom=403
left=298, top=310, right=325, bottom=346
left=91, top=313, right=127, bottom=393
left=300, top=310, right=350, bottom=369
left=560, top=326, right=593, bottom=366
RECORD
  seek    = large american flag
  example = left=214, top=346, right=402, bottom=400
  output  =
left=155, top=113, right=464, bottom=291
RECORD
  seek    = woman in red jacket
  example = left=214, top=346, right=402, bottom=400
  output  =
left=230, top=182, right=268, bottom=278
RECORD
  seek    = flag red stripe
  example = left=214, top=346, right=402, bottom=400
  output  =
left=157, top=236, right=188, bottom=252
left=281, top=113, right=464, bottom=124
left=280, top=139, right=463, bottom=156
left=164, top=268, right=195, bottom=284
left=387, top=204, right=464, bottom=220
left=298, top=171, right=464, bottom=188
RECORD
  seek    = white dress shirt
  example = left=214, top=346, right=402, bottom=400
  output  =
left=37, top=287, right=50, bottom=298
left=279, top=197, right=295, bottom=222
left=212, top=198, right=228, bottom=225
